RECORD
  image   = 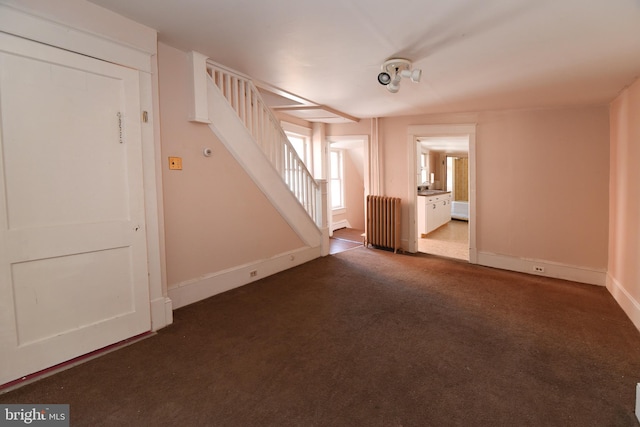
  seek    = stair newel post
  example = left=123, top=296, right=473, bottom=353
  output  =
left=316, top=179, right=330, bottom=256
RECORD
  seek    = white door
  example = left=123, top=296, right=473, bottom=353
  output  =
left=0, top=34, right=151, bottom=385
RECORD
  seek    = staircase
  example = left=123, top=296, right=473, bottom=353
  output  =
left=203, top=59, right=327, bottom=250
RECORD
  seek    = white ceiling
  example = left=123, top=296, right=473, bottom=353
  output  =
left=88, top=0, right=640, bottom=120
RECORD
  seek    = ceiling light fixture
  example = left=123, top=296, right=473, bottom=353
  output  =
left=377, top=58, right=422, bottom=93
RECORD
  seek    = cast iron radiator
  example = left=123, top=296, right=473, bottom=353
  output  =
left=365, top=195, right=401, bottom=253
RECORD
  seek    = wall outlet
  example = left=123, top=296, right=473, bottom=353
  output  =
left=249, top=270, right=257, bottom=277
left=533, top=266, right=545, bottom=273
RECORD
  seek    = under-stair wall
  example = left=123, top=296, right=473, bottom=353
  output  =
left=206, top=77, right=322, bottom=247
left=161, top=46, right=329, bottom=309
left=204, top=61, right=326, bottom=249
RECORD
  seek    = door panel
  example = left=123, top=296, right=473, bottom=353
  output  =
left=0, top=33, right=150, bottom=385
left=12, top=247, right=135, bottom=345
left=2, top=55, right=129, bottom=229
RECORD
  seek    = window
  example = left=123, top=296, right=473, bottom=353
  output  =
left=286, top=133, right=306, bottom=163
left=420, top=152, right=429, bottom=184
left=282, top=122, right=312, bottom=174
left=446, top=156, right=454, bottom=193
left=330, top=149, right=344, bottom=209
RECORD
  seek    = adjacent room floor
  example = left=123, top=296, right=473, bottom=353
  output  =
left=330, top=227, right=364, bottom=254
left=333, top=221, right=469, bottom=260
left=419, top=219, right=469, bottom=260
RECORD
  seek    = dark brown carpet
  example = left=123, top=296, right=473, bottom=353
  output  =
left=2, top=247, right=640, bottom=426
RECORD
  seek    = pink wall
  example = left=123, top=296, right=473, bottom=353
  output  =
left=608, top=78, right=640, bottom=321
left=475, top=107, right=609, bottom=268
left=330, top=106, right=610, bottom=272
left=157, top=43, right=304, bottom=287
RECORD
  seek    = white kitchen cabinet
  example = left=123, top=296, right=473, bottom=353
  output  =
left=418, top=192, right=451, bottom=236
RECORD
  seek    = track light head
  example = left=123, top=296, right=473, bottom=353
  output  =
left=387, top=82, right=400, bottom=93
left=411, top=68, right=422, bottom=82
left=387, top=72, right=402, bottom=93
left=400, top=68, right=422, bottom=83
left=377, top=72, right=391, bottom=85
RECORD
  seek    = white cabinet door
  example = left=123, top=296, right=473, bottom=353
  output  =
left=417, top=196, right=426, bottom=236
left=425, top=194, right=452, bottom=234
left=443, top=196, right=452, bottom=225
left=0, top=34, right=151, bottom=385
left=426, top=202, right=437, bottom=233
left=437, top=199, right=448, bottom=226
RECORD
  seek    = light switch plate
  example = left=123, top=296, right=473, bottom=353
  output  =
left=168, top=157, right=182, bottom=170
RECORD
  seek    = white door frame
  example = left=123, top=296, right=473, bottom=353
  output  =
left=406, top=124, right=477, bottom=263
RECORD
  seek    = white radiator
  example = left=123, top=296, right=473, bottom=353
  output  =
left=451, top=201, right=469, bottom=221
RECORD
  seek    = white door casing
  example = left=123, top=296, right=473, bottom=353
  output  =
left=406, top=124, right=477, bottom=261
left=0, top=33, right=151, bottom=385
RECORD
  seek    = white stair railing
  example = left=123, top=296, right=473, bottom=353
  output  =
left=206, top=61, right=320, bottom=226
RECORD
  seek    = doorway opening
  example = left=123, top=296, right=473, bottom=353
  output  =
left=407, top=125, right=477, bottom=263
left=327, top=135, right=370, bottom=254
left=419, top=150, right=469, bottom=260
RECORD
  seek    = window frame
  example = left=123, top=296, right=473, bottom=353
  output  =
left=330, top=148, right=345, bottom=211
left=281, top=121, right=312, bottom=174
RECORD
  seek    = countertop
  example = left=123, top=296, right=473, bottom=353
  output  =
left=417, top=190, right=451, bottom=197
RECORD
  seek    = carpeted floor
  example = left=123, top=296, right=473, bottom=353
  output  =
left=2, top=247, right=640, bottom=426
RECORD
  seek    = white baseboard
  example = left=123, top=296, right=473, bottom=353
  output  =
left=331, top=219, right=351, bottom=232
left=150, top=296, right=173, bottom=331
left=168, top=246, right=322, bottom=309
left=476, top=251, right=606, bottom=286
left=636, top=383, right=640, bottom=424
left=606, top=273, right=640, bottom=332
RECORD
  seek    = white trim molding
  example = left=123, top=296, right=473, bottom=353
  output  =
left=281, top=121, right=312, bottom=137
left=187, top=51, right=211, bottom=123
left=607, top=273, right=640, bottom=332
left=331, top=219, right=351, bottom=232
left=636, top=383, right=640, bottom=423
left=150, top=297, right=173, bottom=331
left=477, top=251, right=606, bottom=286
left=168, top=246, right=321, bottom=309
left=0, top=1, right=156, bottom=72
